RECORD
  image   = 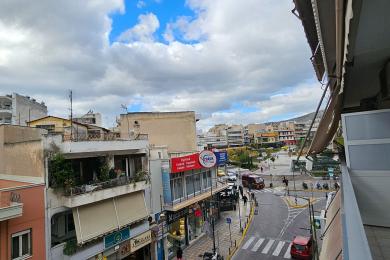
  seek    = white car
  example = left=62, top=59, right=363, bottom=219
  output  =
left=226, top=171, right=237, bottom=182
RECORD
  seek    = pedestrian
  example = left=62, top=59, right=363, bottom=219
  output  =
left=285, top=179, right=289, bottom=187
left=176, top=247, right=183, bottom=260
left=251, top=192, right=255, bottom=201
left=239, top=185, right=243, bottom=197
left=243, top=195, right=248, bottom=205
left=261, top=166, right=263, bottom=173
left=248, top=182, right=252, bottom=192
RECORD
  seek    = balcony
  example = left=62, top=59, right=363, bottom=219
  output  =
left=0, top=202, right=23, bottom=221
left=164, top=180, right=229, bottom=211
left=62, top=176, right=149, bottom=208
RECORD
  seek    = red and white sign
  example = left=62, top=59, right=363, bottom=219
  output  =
left=199, top=150, right=217, bottom=168
left=171, top=153, right=202, bottom=173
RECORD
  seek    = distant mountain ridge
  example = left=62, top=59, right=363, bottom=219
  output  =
left=268, top=110, right=324, bottom=124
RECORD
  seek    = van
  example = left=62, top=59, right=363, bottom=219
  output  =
left=241, top=173, right=265, bottom=190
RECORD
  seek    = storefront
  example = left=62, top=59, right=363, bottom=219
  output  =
left=166, top=208, right=188, bottom=259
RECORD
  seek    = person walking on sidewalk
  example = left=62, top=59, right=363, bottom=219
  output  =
left=243, top=195, right=248, bottom=206
left=176, top=247, right=183, bottom=260
left=239, top=185, right=243, bottom=198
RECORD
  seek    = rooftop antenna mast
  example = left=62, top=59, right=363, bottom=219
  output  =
left=69, top=90, right=73, bottom=141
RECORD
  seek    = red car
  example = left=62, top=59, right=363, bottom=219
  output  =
left=290, top=236, right=313, bottom=259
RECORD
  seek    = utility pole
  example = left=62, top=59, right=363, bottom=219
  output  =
left=69, top=90, right=73, bottom=141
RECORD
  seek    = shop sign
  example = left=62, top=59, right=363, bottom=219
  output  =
left=119, top=241, right=131, bottom=258
left=104, top=227, right=130, bottom=249
left=166, top=208, right=189, bottom=224
left=199, top=150, right=217, bottom=168
left=171, top=153, right=202, bottom=173
left=130, top=230, right=152, bottom=253
left=214, top=151, right=228, bottom=166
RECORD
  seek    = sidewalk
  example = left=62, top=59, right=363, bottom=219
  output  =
left=183, top=198, right=252, bottom=259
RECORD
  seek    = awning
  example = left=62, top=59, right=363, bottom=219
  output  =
left=307, top=81, right=343, bottom=155
left=72, top=191, right=148, bottom=244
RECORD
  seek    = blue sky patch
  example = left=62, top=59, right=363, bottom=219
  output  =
left=109, top=0, right=196, bottom=43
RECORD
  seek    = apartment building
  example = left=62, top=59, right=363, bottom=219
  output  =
left=0, top=93, right=47, bottom=125
left=277, top=129, right=296, bottom=146
left=295, top=0, right=390, bottom=259
left=226, top=125, right=244, bottom=147
left=0, top=180, right=46, bottom=260
left=28, top=115, right=111, bottom=141
left=0, top=124, right=152, bottom=260
left=245, top=124, right=266, bottom=145
left=72, top=110, right=102, bottom=126
left=118, top=112, right=197, bottom=153
left=163, top=150, right=228, bottom=259
left=197, top=132, right=228, bottom=150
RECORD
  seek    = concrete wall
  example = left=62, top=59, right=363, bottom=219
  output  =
left=119, top=112, right=197, bottom=153
left=12, top=93, right=47, bottom=126
left=0, top=125, right=45, bottom=179
left=0, top=184, right=46, bottom=260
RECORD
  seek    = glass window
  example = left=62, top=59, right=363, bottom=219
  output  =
left=194, top=173, right=201, bottom=193
left=202, top=171, right=208, bottom=190
left=11, top=229, right=31, bottom=260
left=186, top=175, right=194, bottom=196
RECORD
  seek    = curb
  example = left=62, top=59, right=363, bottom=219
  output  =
left=282, top=196, right=318, bottom=209
left=288, top=189, right=337, bottom=193
left=226, top=202, right=255, bottom=260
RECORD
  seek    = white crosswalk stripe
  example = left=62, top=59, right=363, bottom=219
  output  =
left=242, top=236, right=255, bottom=250
left=261, top=239, right=275, bottom=254
left=251, top=238, right=264, bottom=252
left=272, top=241, right=285, bottom=256
left=284, top=243, right=292, bottom=258
left=240, top=237, right=292, bottom=258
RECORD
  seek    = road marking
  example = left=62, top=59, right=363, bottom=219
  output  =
left=272, top=241, right=285, bottom=256
left=284, top=243, right=292, bottom=258
left=242, top=236, right=256, bottom=250
left=261, top=239, right=275, bottom=254
left=251, top=238, right=264, bottom=252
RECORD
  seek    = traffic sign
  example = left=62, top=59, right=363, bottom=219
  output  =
left=328, top=168, right=334, bottom=177
left=226, top=217, right=232, bottom=224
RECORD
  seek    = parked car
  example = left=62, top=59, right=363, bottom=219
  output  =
left=241, top=173, right=265, bottom=190
left=226, top=171, right=237, bottom=182
left=290, top=236, right=313, bottom=259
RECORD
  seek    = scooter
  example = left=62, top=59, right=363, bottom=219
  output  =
left=323, top=183, right=329, bottom=190
left=199, top=252, right=224, bottom=260
left=316, top=182, right=322, bottom=190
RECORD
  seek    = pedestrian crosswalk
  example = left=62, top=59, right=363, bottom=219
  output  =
left=241, top=236, right=292, bottom=258
left=251, top=188, right=274, bottom=193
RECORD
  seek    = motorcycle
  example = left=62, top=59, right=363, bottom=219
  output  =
left=302, top=182, right=308, bottom=190
left=199, top=252, right=224, bottom=260
left=316, top=182, right=322, bottom=190
left=322, top=183, right=329, bottom=190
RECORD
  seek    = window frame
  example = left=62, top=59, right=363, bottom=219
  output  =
left=11, top=229, right=32, bottom=260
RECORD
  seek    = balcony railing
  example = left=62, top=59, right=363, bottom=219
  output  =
left=62, top=132, right=148, bottom=142
left=165, top=179, right=228, bottom=208
left=64, top=175, right=148, bottom=197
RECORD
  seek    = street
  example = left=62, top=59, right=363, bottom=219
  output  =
left=232, top=151, right=327, bottom=260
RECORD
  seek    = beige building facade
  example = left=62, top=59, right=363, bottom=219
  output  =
left=118, top=111, right=197, bottom=153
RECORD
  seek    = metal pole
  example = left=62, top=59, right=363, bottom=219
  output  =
left=238, top=196, right=242, bottom=231
left=229, top=222, right=232, bottom=246
left=212, top=217, right=216, bottom=254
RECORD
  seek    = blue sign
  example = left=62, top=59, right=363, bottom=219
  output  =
left=215, top=151, right=228, bottom=166
left=328, top=167, right=334, bottom=177
left=162, top=162, right=172, bottom=204
left=226, top=217, right=232, bottom=224
left=104, top=227, right=130, bottom=249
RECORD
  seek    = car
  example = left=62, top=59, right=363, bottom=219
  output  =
left=226, top=171, right=237, bottom=182
left=290, top=236, right=313, bottom=259
left=241, top=173, right=265, bottom=190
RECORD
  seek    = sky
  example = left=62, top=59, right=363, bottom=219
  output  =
left=0, top=0, right=322, bottom=130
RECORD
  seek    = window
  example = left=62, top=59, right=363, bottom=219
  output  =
left=35, top=124, right=55, bottom=133
left=11, top=229, right=32, bottom=260
left=51, top=211, right=76, bottom=247
left=170, top=172, right=184, bottom=201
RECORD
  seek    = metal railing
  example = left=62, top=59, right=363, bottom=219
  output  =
left=61, top=132, right=148, bottom=142
left=64, top=175, right=147, bottom=197
left=165, top=179, right=228, bottom=207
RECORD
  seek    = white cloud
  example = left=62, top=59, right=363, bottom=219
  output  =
left=118, top=13, right=159, bottom=42
left=0, top=0, right=318, bottom=129
left=136, top=1, right=146, bottom=9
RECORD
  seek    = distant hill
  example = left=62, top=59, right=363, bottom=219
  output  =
left=267, top=110, right=324, bottom=124
left=283, top=110, right=323, bottom=123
